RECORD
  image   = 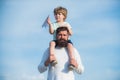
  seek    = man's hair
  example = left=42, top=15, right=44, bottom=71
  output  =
left=56, top=27, right=69, bottom=35
left=54, top=6, right=67, bottom=20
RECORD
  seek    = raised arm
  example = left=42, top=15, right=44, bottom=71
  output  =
left=47, top=17, right=54, bottom=34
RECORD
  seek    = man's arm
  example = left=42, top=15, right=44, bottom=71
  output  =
left=38, top=48, right=49, bottom=73
left=73, top=48, right=84, bottom=74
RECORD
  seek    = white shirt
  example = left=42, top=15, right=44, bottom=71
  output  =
left=38, top=47, right=84, bottom=80
left=52, top=22, right=72, bottom=40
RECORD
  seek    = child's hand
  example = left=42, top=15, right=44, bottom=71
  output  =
left=47, top=16, right=51, bottom=25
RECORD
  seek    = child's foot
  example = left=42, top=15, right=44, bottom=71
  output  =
left=49, top=54, right=57, bottom=66
left=51, top=60, right=57, bottom=66
left=69, top=59, right=78, bottom=71
left=69, top=64, right=75, bottom=71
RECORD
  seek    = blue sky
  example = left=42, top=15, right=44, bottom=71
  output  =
left=0, top=0, right=120, bottom=80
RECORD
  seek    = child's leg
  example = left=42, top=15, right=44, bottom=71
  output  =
left=49, top=41, right=57, bottom=66
left=45, top=41, right=57, bottom=66
left=49, top=41, right=56, bottom=62
left=67, top=43, right=78, bottom=69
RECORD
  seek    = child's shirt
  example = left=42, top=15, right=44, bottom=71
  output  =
left=51, top=22, right=72, bottom=40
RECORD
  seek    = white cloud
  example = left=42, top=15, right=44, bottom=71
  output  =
left=4, top=73, right=46, bottom=80
left=73, top=15, right=119, bottom=49
left=67, top=0, right=117, bottom=19
left=2, top=52, right=46, bottom=80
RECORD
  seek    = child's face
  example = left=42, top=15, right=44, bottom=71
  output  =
left=54, top=13, right=65, bottom=22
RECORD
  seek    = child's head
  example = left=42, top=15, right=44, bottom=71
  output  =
left=54, top=6, right=67, bottom=20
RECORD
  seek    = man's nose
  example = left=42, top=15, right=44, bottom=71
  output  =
left=61, top=35, right=64, bottom=39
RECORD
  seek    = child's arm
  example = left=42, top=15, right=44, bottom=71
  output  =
left=63, top=22, right=73, bottom=35
left=61, top=25, right=72, bottom=35
left=47, top=17, right=54, bottom=34
left=67, top=27, right=72, bottom=35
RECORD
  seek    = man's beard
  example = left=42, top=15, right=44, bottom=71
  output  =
left=56, top=39, right=68, bottom=47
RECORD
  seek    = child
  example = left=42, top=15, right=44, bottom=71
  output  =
left=45, top=6, right=77, bottom=70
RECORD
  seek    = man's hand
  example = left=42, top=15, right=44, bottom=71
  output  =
left=44, top=58, right=50, bottom=67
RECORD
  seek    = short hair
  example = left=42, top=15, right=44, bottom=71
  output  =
left=54, top=6, right=67, bottom=20
left=56, top=27, right=69, bottom=35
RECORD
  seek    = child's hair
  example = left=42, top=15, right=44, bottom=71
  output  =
left=54, top=6, right=67, bottom=20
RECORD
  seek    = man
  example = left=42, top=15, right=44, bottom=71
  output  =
left=38, top=27, right=84, bottom=80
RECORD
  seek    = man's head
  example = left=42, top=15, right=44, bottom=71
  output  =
left=56, top=27, right=69, bottom=47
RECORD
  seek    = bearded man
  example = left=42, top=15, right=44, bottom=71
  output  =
left=38, top=27, right=84, bottom=80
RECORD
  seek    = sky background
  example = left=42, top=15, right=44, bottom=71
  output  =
left=0, top=0, right=120, bottom=80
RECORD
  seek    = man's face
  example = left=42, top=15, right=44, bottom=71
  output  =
left=56, top=30, right=69, bottom=47
left=56, top=30, right=69, bottom=41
